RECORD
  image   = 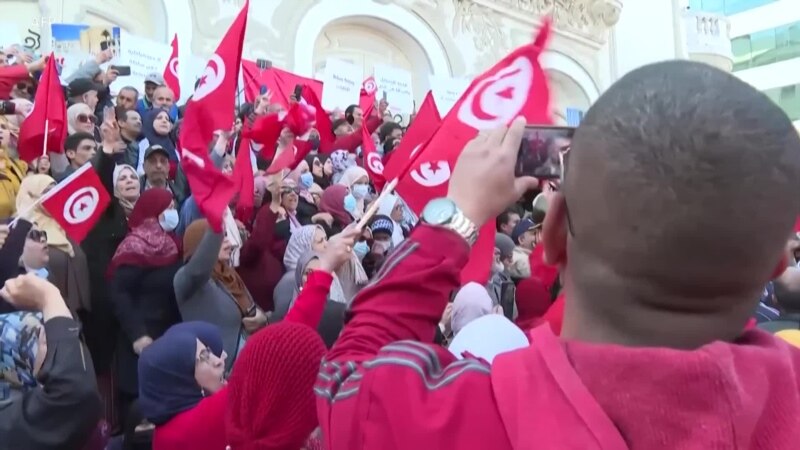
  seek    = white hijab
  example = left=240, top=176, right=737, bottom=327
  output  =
left=223, top=208, right=242, bottom=267
left=378, top=194, right=405, bottom=247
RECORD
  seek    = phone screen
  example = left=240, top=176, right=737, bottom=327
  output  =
left=100, top=41, right=109, bottom=51
left=259, top=85, right=268, bottom=95
left=293, top=84, right=303, bottom=100
left=515, top=126, right=574, bottom=180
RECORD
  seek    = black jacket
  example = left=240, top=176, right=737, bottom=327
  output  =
left=0, top=317, right=102, bottom=450
left=80, top=152, right=129, bottom=373
left=111, top=263, right=182, bottom=395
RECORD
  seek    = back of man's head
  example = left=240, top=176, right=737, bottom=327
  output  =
left=563, top=61, right=800, bottom=340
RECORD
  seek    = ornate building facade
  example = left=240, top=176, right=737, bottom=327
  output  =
left=2, top=0, right=693, bottom=124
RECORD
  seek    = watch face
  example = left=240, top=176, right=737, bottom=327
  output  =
left=422, top=198, right=458, bottom=225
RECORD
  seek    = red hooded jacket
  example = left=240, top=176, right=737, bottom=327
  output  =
left=317, top=225, right=800, bottom=450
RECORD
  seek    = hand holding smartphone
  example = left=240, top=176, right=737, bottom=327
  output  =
left=515, top=125, right=575, bottom=180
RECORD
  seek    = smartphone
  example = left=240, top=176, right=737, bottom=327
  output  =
left=110, top=65, right=131, bottom=76
left=293, top=84, right=303, bottom=100
left=259, top=85, right=268, bottom=95
left=515, top=125, right=574, bottom=180
left=382, top=91, right=387, bottom=102
left=100, top=41, right=109, bottom=51
left=256, top=58, right=271, bottom=70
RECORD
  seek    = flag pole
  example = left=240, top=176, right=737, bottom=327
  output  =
left=356, top=177, right=399, bottom=230
left=9, top=196, right=45, bottom=227
left=41, top=118, right=49, bottom=157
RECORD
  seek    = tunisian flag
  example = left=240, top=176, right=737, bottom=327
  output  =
left=163, top=34, right=181, bottom=101
left=241, top=61, right=323, bottom=110
left=358, top=76, right=378, bottom=112
left=359, top=105, right=386, bottom=190
left=40, top=163, right=110, bottom=243
left=180, top=0, right=248, bottom=232
left=17, top=54, right=67, bottom=163
left=382, top=91, right=441, bottom=181
left=396, top=20, right=553, bottom=283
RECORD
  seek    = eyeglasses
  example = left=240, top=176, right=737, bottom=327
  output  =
left=280, top=186, right=299, bottom=195
left=77, top=114, right=97, bottom=124
left=16, top=82, right=34, bottom=95
left=27, top=229, right=47, bottom=243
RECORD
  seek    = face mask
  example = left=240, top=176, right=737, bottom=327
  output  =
left=31, top=267, right=49, bottom=279
left=352, top=184, right=369, bottom=199
left=159, top=208, right=179, bottom=232
left=308, top=136, right=321, bottom=151
left=299, top=172, right=314, bottom=189
left=353, top=241, right=369, bottom=260
left=492, top=262, right=504, bottom=274
left=343, top=194, right=357, bottom=216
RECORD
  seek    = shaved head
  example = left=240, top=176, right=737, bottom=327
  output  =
left=556, top=61, right=800, bottom=346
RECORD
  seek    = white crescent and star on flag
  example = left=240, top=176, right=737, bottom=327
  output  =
left=192, top=54, right=226, bottom=101
left=62, top=187, right=100, bottom=225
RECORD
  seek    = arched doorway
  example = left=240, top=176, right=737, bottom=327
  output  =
left=312, top=18, right=433, bottom=104
left=547, top=70, right=592, bottom=125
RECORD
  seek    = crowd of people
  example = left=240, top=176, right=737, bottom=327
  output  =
left=1, top=31, right=800, bottom=450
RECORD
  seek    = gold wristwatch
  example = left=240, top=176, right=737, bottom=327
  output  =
left=421, top=198, right=478, bottom=246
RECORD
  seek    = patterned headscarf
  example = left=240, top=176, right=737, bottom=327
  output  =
left=329, top=150, right=355, bottom=184
left=283, top=225, right=324, bottom=273
left=0, top=312, right=44, bottom=401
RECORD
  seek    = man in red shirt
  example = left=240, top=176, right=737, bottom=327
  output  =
left=316, top=61, right=800, bottom=449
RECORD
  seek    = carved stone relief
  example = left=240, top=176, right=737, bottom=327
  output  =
left=452, top=0, right=510, bottom=62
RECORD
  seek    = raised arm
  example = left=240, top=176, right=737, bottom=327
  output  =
left=173, top=229, right=223, bottom=302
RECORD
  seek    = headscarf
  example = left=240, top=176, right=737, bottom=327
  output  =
left=141, top=108, right=177, bottom=160
left=177, top=195, right=203, bottom=236
left=138, top=321, right=224, bottom=425
left=329, top=150, right=354, bottom=184
left=225, top=322, right=326, bottom=449
left=283, top=225, right=323, bottom=272
left=0, top=312, right=43, bottom=401
left=67, top=103, right=93, bottom=135
left=222, top=207, right=242, bottom=268
left=306, top=153, right=331, bottom=189
left=183, top=219, right=254, bottom=316
left=377, top=193, right=405, bottom=247
left=292, top=251, right=347, bottom=305
left=16, top=174, right=73, bottom=256
left=451, top=282, right=494, bottom=336
left=319, top=185, right=352, bottom=227
left=112, top=164, right=138, bottom=217
left=337, top=166, right=368, bottom=220
left=108, top=188, right=178, bottom=277
left=281, top=179, right=303, bottom=233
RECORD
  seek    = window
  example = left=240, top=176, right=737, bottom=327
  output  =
left=732, top=21, right=800, bottom=70
left=763, top=83, right=800, bottom=121
left=688, top=0, right=776, bottom=15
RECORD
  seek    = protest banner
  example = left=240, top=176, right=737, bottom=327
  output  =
left=429, top=74, right=470, bottom=116
left=110, top=30, right=172, bottom=94
left=321, top=58, right=362, bottom=111
left=51, top=23, right=120, bottom=83
left=374, top=64, right=414, bottom=115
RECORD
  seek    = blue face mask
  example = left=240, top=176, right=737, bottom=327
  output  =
left=352, top=184, right=369, bottom=200
left=31, top=267, right=49, bottom=279
left=159, top=208, right=179, bottom=232
left=343, top=194, right=357, bottom=216
left=353, top=241, right=369, bottom=260
left=299, top=172, right=314, bottom=189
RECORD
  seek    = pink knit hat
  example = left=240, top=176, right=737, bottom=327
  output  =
left=225, top=322, right=326, bottom=450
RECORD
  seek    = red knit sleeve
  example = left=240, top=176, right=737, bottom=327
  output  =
left=284, top=270, right=333, bottom=328
left=240, top=206, right=278, bottom=266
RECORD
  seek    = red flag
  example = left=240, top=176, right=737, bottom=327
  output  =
left=358, top=76, right=377, bottom=112
left=241, top=61, right=323, bottom=110
left=397, top=20, right=553, bottom=283
left=265, top=140, right=312, bottom=175
left=241, top=113, right=283, bottom=160
left=382, top=91, right=442, bottom=182
left=17, top=54, right=67, bottom=163
left=163, top=34, right=181, bottom=101
left=40, top=163, right=110, bottom=243
left=359, top=105, right=386, bottom=191
left=180, top=0, right=249, bottom=232
left=301, top=85, right=335, bottom=151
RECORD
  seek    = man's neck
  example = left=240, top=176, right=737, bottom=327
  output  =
left=121, top=130, right=137, bottom=142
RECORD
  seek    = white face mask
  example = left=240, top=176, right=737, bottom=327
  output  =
left=159, top=208, right=179, bottom=232
left=352, top=184, right=369, bottom=199
left=493, top=262, right=504, bottom=274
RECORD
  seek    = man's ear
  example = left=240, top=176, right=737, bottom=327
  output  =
left=542, top=193, right=568, bottom=266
